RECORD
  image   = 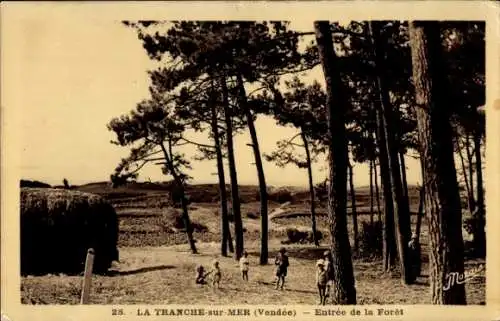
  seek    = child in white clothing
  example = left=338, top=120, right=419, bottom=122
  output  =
left=211, top=259, right=221, bottom=291
left=316, top=259, right=328, bottom=305
left=239, top=250, right=250, bottom=281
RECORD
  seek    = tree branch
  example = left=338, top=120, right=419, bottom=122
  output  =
left=144, top=157, right=165, bottom=162
left=247, top=86, right=267, bottom=97
left=290, top=142, right=305, bottom=148
left=287, top=132, right=302, bottom=144
left=180, top=137, right=215, bottom=149
left=123, top=159, right=151, bottom=176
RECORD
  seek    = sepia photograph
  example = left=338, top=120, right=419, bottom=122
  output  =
left=1, top=2, right=499, bottom=321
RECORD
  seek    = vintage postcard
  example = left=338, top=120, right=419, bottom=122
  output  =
left=1, top=1, right=499, bottom=321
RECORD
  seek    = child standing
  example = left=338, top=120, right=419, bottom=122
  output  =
left=323, top=250, right=334, bottom=300
left=211, top=259, right=222, bottom=290
left=274, top=247, right=289, bottom=290
left=408, top=232, right=421, bottom=278
left=316, top=259, right=328, bottom=305
left=239, top=250, right=250, bottom=281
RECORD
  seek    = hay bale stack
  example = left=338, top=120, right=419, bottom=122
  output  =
left=21, top=188, right=119, bottom=275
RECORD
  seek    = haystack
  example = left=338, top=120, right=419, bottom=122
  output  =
left=20, top=188, right=119, bottom=275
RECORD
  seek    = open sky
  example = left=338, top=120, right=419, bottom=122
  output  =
left=4, top=12, right=423, bottom=188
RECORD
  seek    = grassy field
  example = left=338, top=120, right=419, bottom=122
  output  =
left=20, top=182, right=485, bottom=305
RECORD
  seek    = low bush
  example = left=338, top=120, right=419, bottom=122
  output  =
left=246, top=212, right=259, bottom=219
left=463, top=210, right=486, bottom=257
left=284, top=227, right=323, bottom=244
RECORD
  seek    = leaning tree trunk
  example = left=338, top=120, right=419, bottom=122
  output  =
left=473, top=131, right=485, bottom=258
left=369, top=159, right=374, bottom=225
left=348, top=159, right=359, bottom=254
left=236, top=74, right=269, bottom=265
left=409, top=21, right=466, bottom=304
left=315, top=20, right=356, bottom=304
left=210, top=96, right=234, bottom=256
left=369, top=21, right=414, bottom=284
left=301, top=131, right=320, bottom=246
left=160, top=143, right=197, bottom=254
left=221, top=75, right=244, bottom=260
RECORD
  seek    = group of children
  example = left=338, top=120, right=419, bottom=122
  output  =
left=193, top=247, right=332, bottom=304
left=193, top=234, right=421, bottom=304
left=194, top=250, right=251, bottom=290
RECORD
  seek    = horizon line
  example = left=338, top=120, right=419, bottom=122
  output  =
left=20, top=177, right=423, bottom=190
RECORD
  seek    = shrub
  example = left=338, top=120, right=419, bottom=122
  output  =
left=314, top=180, right=329, bottom=204
left=20, top=188, right=119, bottom=275
left=306, top=230, right=323, bottom=243
left=463, top=210, right=486, bottom=257
left=463, top=216, right=475, bottom=235
left=284, top=227, right=323, bottom=244
left=357, top=220, right=383, bottom=259
left=246, top=212, right=259, bottom=219
left=463, top=213, right=484, bottom=236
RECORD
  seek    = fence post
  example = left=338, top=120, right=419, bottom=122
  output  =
left=80, top=248, right=95, bottom=304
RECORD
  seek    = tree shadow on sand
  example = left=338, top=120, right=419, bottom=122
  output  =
left=107, top=264, right=176, bottom=276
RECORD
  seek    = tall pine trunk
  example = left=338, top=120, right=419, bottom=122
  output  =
left=236, top=74, right=269, bottom=265
left=221, top=75, right=244, bottom=260
left=415, top=185, right=424, bottom=243
left=369, top=21, right=414, bottom=284
left=409, top=21, right=466, bottom=304
left=160, top=143, right=197, bottom=254
left=400, top=151, right=409, bottom=200
left=457, top=137, right=474, bottom=212
left=315, top=20, right=356, bottom=304
left=473, top=132, right=485, bottom=258
left=373, top=158, right=382, bottom=223
left=348, top=160, right=359, bottom=254
left=415, top=157, right=426, bottom=243
left=416, top=152, right=427, bottom=281
left=210, top=95, right=233, bottom=256
left=464, top=135, right=475, bottom=206
left=369, top=159, right=374, bottom=225
left=301, top=131, right=319, bottom=246
left=375, top=105, right=396, bottom=272
left=414, top=179, right=425, bottom=278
